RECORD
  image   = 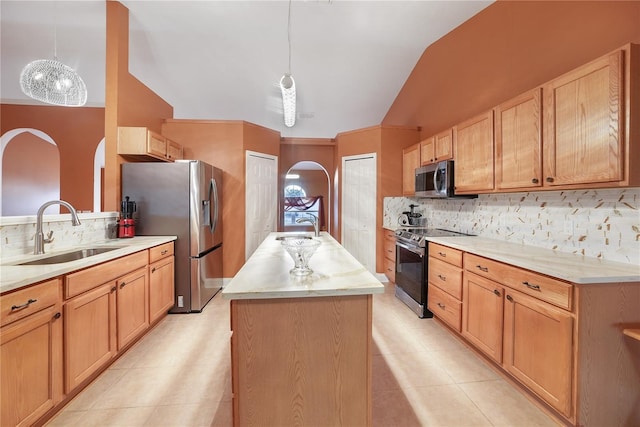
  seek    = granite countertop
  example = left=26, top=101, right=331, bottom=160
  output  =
left=426, top=235, right=640, bottom=284
left=0, top=236, right=177, bottom=293
left=222, top=232, right=384, bottom=300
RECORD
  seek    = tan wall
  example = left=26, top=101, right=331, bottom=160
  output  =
left=0, top=104, right=104, bottom=212
left=383, top=1, right=640, bottom=137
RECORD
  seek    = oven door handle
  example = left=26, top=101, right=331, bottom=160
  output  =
left=395, top=241, right=425, bottom=257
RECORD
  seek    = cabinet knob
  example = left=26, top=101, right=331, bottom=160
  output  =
left=546, top=177, right=554, bottom=183
left=151, top=267, right=157, bottom=273
left=438, top=274, right=446, bottom=281
left=437, top=302, right=446, bottom=310
left=161, top=250, right=168, bottom=255
left=53, top=312, right=61, bottom=320
left=531, top=178, right=539, bottom=184
left=111, top=286, right=117, bottom=293
left=120, top=282, right=126, bottom=289
left=493, top=289, right=501, bottom=297
left=476, top=265, right=488, bottom=272
left=506, top=295, right=514, bottom=302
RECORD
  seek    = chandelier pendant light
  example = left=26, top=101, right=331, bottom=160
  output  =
left=280, top=0, right=296, bottom=127
left=19, top=3, right=87, bottom=107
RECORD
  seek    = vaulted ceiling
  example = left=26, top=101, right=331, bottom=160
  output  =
left=1, top=1, right=493, bottom=138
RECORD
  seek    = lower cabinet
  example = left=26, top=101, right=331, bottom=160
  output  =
left=116, top=267, right=149, bottom=350
left=1, top=304, right=63, bottom=427
left=149, top=242, right=175, bottom=323
left=382, top=229, right=396, bottom=283
left=503, top=288, right=573, bottom=418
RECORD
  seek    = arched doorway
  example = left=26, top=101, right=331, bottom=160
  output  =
left=283, top=161, right=331, bottom=234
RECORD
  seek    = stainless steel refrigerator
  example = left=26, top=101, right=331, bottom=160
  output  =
left=122, top=160, right=223, bottom=313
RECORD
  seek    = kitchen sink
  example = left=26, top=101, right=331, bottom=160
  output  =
left=17, top=247, right=123, bottom=266
left=275, top=234, right=313, bottom=241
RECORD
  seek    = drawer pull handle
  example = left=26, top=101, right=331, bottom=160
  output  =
left=437, top=302, right=446, bottom=310
left=493, top=289, right=501, bottom=297
left=11, top=299, right=37, bottom=311
left=476, top=265, right=488, bottom=272
left=506, top=295, right=514, bottom=302
left=438, top=252, right=447, bottom=257
left=161, top=250, right=168, bottom=255
left=438, top=274, right=446, bottom=281
left=522, top=281, right=541, bottom=291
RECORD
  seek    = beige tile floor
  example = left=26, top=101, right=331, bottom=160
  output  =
left=47, top=283, right=559, bottom=427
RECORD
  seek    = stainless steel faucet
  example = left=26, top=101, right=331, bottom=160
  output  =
left=296, top=214, right=319, bottom=237
left=34, top=200, right=81, bottom=254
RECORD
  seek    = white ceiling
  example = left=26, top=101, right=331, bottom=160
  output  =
left=0, top=0, right=493, bottom=139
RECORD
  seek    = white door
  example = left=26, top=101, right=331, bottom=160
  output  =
left=341, top=153, right=376, bottom=273
left=245, top=151, right=278, bottom=259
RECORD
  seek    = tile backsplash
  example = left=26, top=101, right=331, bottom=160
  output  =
left=384, top=188, right=640, bottom=265
left=0, top=212, right=118, bottom=258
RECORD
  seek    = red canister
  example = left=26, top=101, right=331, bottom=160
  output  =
left=118, top=218, right=136, bottom=238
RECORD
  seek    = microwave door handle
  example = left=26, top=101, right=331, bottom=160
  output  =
left=433, top=166, right=440, bottom=193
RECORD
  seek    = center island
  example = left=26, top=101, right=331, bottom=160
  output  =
left=222, top=232, right=384, bottom=427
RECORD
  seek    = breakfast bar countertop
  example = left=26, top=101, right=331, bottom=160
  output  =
left=222, top=232, right=384, bottom=300
left=0, top=236, right=177, bottom=293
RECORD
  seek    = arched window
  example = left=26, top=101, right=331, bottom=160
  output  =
left=284, top=184, right=306, bottom=198
left=283, top=184, right=321, bottom=227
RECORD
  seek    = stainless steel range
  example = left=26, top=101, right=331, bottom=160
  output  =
left=394, top=228, right=472, bottom=318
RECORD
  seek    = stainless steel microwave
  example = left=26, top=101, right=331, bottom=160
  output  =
left=415, top=160, right=475, bottom=199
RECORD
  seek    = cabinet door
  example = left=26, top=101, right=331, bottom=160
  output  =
left=454, top=110, right=495, bottom=193
left=462, top=272, right=504, bottom=363
left=166, top=139, right=183, bottom=161
left=434, top=128, right=453, bottom=162
left=402, top=143, right=420, bottom=195
left=149, top=256, right=175, bottom=323
left=543, top=50, right=624, bottom=186
left=503, top=289, right=573, bottom=418
left=420, top=137, right=435, bottom=165
left=147, top=130, right=167, bottom=159
left=64, top=283, right=117, bottom=393
left=117, top=267, right=149, bottom=350
left=495, top=88, right=542, bottom=190
left=1, top=305, right=62, bottom=427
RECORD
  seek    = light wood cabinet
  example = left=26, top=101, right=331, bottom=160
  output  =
left=495, top=88, right=543, bottom=190
left=402, top=142, right=420, bottom=195
left=503, top=288, right=573, bottom=418
left=64, top=251, right=148, bottom=392
left=454, top=110, right=494, bottom=193
left=0, top=280, right=63, bottom=427
left=427, top=243, right=463, bottom=331
left=64, top=282, right=117, bottom=392
left=382, top=229, right=396, bottom=283
left=118, top=126, right=184, bottom=162
left=543, top=50, right=624, bottom=187
left=149, top=242, right=175, bottom=323
left=420, top=136, right=435, bottom=165
left=421, top=128, right=454, bottom=166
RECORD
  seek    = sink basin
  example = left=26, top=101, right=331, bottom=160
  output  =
left=275, top=234, right=313, bottom=241
left=18, top=247, right=123, bottom=266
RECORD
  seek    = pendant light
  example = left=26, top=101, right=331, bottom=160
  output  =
left=280, top=0, right=296, bottom=127
left=19, top=3, right=87, bottom=107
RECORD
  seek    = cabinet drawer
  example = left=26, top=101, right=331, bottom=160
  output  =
left=428, top=284, right=461, bottom=331
left=149, top=242, right=174, bottom=263
left=65, top=251, right=148, bottom=299
left=383, top=258, right=395, bottom=283
left=465, top=253, right=572, bottom=310
left=383, top=237, right=396, bottom=262
left=430, top=243, right=463, bottom=267
left=428, top=257, right=462, bottom=300
left=502, top=267, right=573, bottom=310
left=1, top=278, right=61, bottom=327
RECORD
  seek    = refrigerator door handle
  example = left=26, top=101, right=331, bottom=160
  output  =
left=211, top=178, right=219, bottom=234
left=202, top=179, right=215, bottom=232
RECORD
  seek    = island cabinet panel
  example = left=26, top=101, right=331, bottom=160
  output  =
left=231, top=295, right=373, bottom=427
left=503, top=288, right=573, bottom=418
left=543, top=50, right=624, bottom=187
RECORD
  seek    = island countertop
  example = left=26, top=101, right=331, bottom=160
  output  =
left=222, top=232, right=384, bottom=300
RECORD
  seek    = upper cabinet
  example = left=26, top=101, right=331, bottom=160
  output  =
left=495, top=88, right=543, bottom=190
left=402, top=143, right=420, bottom=196
left=454, top=110, right=495, bottom=194
left=543, top=49, right=625, bottom=187
left=420, top=128, right=454, bottom=166
left=118, top=127, right=184, bottom=162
